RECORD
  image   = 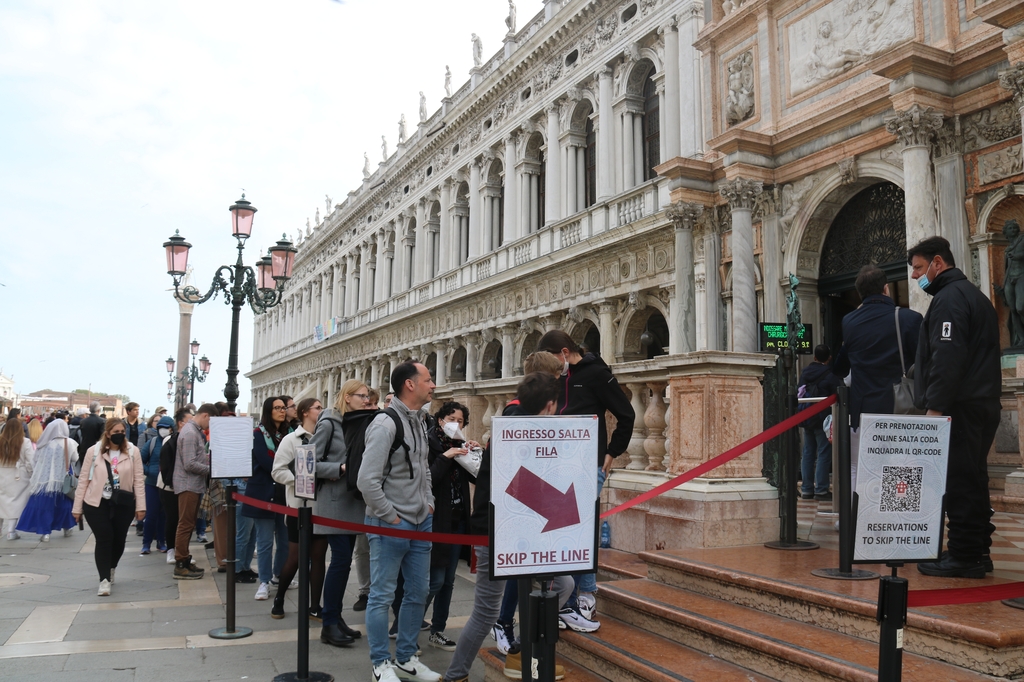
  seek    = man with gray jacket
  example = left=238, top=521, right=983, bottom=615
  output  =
left=358, top=361, right=438, bottom=682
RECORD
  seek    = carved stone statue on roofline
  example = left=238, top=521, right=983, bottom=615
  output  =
left=419, top=91, right=428, bottom=122
left=444, top=66, right=452, bottom=98
left=471, top=33, right=483, bottom=67
left=505, top=1, right=516, bottom=34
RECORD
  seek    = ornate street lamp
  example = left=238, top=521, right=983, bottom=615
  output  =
left=165, top=339, right=212, bottom=406
left=163, top=193, right=295, bottom=413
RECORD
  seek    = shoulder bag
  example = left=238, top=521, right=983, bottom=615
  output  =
left=62, top=439, right=79, bottom=500
left=893, top=307, right=925, bottom=415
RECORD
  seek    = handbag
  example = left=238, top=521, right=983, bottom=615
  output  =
left=62, top=439, right=79, bottom=500
left=104, top=457, right=136, bottom=507
left=893, top=307, right=925, bottom=415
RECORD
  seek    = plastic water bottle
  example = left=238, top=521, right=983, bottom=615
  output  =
left=600, top=521, right=611, bottom=549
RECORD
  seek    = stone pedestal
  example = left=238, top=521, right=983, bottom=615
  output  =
left=604, top=352, right=778, bottom=551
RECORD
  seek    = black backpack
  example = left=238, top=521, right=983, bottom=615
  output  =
left=159, top=431, right=180, bottom=488
left=798, top=376, right=828, bottom=429
left=332, top=407, right=410, bottom=501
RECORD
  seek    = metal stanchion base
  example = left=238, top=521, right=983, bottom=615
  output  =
left=1002, top=597, right=1024, bottom=610
left=273, top=672, right=334, bottom=682
left=811, top=567, right=879, bottom=580
left=208, top=626, right=253, bottom=639
left=765, top=540, right=819, bottom=551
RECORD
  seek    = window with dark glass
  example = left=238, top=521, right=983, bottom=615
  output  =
left=643, top=71, right=660, bottom=181
left=585, top=117, right=597, bottom=208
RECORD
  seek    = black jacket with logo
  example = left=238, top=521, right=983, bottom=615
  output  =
left=914, top=268, right=1001, bottom=412
left=557, top=353, right=635, bottom=466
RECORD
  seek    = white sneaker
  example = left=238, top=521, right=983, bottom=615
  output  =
left=371, top=660, right=401, bottom=682
left=6, top=531, right=18, bottom=541
left=255, top=582, right=270, bottom=600
left=42, top=534, right=50, bottom=542
left=578, top=592, right=597, bottom=620
left=98, top=579, right=111, bottom=597
left=491, top=621, right=518, bottom=655
left=393, top=655, right=440, bottom=682
left=167, top=551, right=177, bottom=564
left=196, top=533, right=208, bottom=543
left=558, top=606, right=600, bottom=633
left=109, top=568, right=115, bottom=584
left=288, top=578, right=298, bottom=590
left=64, top=528, right=73, bottom=537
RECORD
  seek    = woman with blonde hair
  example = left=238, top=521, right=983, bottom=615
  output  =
left=17, top=419, right=77, bottom=542
left=306, top=378, right=374, bottom=646
left=0, top=416, right=34, bottom=540
left=26, top=419, right=43, bottom=448
left=72, top=418, right=146, bottom=596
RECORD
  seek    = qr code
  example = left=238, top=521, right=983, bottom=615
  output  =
left=879, top=466, right=923, bottom=513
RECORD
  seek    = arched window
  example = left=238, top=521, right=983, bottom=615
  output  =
left=484, top=159, right=504, bottom=251
left=538, top=148, right=546, bottom=228
left=524, top=132, right=545, bottom=234
left=642, top=70, right=660, bottom=181
left=569, top=100, right=596, bottom=214
left=585, top=117, right=597, bottom=208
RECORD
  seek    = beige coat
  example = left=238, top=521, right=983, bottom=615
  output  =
left=73, top=443, right=146, bottom=515
left=0, top=441, right=33, bottom=520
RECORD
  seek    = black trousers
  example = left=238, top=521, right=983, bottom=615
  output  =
left=160, top=488, right=178, bottom=551
left=82, top=499, right=136, bottom=581
left=945, top=400, right=1000, bottom=560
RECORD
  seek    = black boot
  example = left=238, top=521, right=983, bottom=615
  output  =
left=271, top=594, right=285, bottom=619
left=320, top=623, right=355, bottom=647
left=337, top=616, right=361, bottom=639
left=173, top=556, right=204, bottom=580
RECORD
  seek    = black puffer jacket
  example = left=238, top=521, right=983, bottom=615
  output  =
left=427, top=427, right=474, bottom=567
left=914, top=268, right=1002, bottom=412
left=557, top=353, right=635, bottom=467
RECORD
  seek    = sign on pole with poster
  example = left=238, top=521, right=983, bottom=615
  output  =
left=853, top=414, right=951, bottom=563
left=293, top=444, right=317, bottom=501
left=209, top=416, right=256, bottom=479
left=490, top=415, right=599, bottom=579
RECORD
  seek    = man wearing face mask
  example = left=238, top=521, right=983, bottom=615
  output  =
left=139, top=415, right=174, bottom=555
left=909, top=237, right=1001, bottom=578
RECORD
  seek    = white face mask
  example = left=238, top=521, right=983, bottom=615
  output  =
left=442, top=420, right=466, bottom=442
left=158, top=428, right=171, bottom=438
left=562, top=354, right=570, bottom=376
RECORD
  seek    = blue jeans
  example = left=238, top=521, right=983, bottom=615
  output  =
left=801, top=426, right=831, bottom=496
left=235, top=505, right=256, bottom=572
left=427, top=526, right=463, bottom=633
left=365, top=514, right=432, bottom=665
left=498, top=579, right=518, bottom=624
left=142, top=484, right=165, bottom=550
left=566, top=467, right=606, bottom=609
left=252, top=514, right=288, bottom=584
left=322, top=534, right=356, bottom=627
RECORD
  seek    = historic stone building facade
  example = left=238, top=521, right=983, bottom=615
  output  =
left=249, top=0, right=1024, bottom=548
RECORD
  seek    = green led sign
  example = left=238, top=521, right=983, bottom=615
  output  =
left=759, top=323, right=813, bottom=354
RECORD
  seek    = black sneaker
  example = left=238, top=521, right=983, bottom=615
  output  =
left=814, top=492, right=833, bottom=502
left=918, top=554, right=987, bottom=579
left=388, top=618, right=398, bottom=639
left=939, top=550, right=993, bottom=573
left=308, top=606, right=322, bottom=622
left=353, top=594, right=368, bottom=612
left=235, top=569, right=258, bottom=584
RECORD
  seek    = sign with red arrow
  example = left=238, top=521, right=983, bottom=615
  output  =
left=490, top=415, right=599, bottom=579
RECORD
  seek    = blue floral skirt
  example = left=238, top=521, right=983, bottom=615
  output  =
left=17, top=490, right=75, bottom=534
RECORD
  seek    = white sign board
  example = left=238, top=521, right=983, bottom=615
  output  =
left=209, top=416, right=255, bottom=479
left=294, top=444, right=317, bottom=501
left=854, top=414, right=951, bottom=562
left=490, top=415, right=598, bottom=578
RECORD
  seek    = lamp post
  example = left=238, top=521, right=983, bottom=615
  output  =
left=163, top=194, right=296, bottom=413
left=166, top=342, right=211, bottom=406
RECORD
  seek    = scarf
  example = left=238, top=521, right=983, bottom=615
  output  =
left=28, top=421, right=74, bottom=495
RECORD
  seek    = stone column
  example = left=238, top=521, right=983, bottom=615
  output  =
left=360, top=243, right=373, bottom=310
left=759, top=192, right=784, bottom=323
left=439, top=180, right=452, bottom=272
left=678, top=2, right=703, bottom=157
left=644, top=382, right=667, bottom=471
left=999, top=63, right=1024, bottom=169
left=469, top=161, right=482, bottom=260
left=598, top=68, right=614, bottom=201
left=720, top=178, right=762, bottom=353
left=414, top=201, right=427, bottom=285
left=545, top=104, right=561, bottom=225
left=885, top=104, right=943, bottom=312
left=345, top=253, right=357, bottom=315
left=370, top=358, right=381, bottom=391
left=500, top=325, right=515, bottom=378
left=625, top=383, right=648, bottom=470
left=566, top=142, right=579, bottom=215
left=503, top=133, right=519, bottom=244
left=598, top=302, right=617, bottom=362
left=435, top=342, right=449, bottom=386
left=622, top=110, right=635, bottom=191
left=332, top=263, right=342, bottom=317
left=374, top=230, right=387, bottom=304
left=465, top=333, right=480, bottom=382
left=661, top=18, right=681, bottom=160
left=667, top=201, right=702, bottom=353
left=932, top=124, right=971, bottom=273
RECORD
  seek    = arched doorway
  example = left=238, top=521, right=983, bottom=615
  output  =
left=818, top=182, right=909, bottom=351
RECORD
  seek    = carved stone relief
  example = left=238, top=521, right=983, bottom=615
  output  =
left=725, top=51, right=755, bottom=126
left=787, top=0, right=914, bottom=97
left=963, top=101, right=1023, bottom=153
left=977, top=144, right=1024, bottom=186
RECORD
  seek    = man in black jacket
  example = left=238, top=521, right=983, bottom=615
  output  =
left=798, top=344, right=841, bottom=500
left=78, top=401, right=106, bottom=462
left=831, top=265, right=923, bottom=489
left=910, top=237, right=1001, bottom=578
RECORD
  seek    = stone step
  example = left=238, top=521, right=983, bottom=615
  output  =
left=599, top=578, right=995, bottom=682
left=478, top=646, right=610, bottom=682
left=557, top=617, right=775, bottom=682
left=639, top=549, right=1024, bottom=678
left=597, top=547, right=648, bottom=581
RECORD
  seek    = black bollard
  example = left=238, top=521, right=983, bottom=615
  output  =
left=209, top=484, right=253, bottom=639
left=517, top=578, right=533, bottom=677
left=525, top=583, right=560, bottom=682
left=275, top=505, right=332, bottom=681
left=877, top=566, right=908, bottom=682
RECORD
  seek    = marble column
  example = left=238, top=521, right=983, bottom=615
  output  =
left=503, top=133, right=519, bottom=244
left=597, top=68, right=614, bottom=201
left=465, top=333, right=480, bottom=382
left=439, top=180, right=452, bottom=272
left=545, top=104, right=561, bottom=225
left=374, top=230, right=387, bottom=304
left=759, top=193, right=784, bottom=324
left=622, top=110, right=636, bottom=191
left=414, top=201, right=427, bottom=285
left=566, top=142, right=579, bottom=215
left=469, top=161, right=482, bottom=259
left=434, top=342, right=449, bottom=386
left=932, top=127, right=970, bottom=274
left=345, top=254, right=357, bottom=316
left=598, top=302, right=616, bottom=362
left=720, top=178, right=762, bottom=353
left=370, top=359, right=381, bottom=391
left=500, top=325, right=515, bottom=378
left=332, top=263, right=342, bottom=318
left=666, top=201, right=702, bottom=353
left=999, top=63, right=1024, bottom=169
left=886, top=105, right=944, bottom=313
left=678, top=1, right=703, bottom=157
left=661, top=18, right=681, bottom=160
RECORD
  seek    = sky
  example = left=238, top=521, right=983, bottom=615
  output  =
left=0, top=0, right=511, bottom=416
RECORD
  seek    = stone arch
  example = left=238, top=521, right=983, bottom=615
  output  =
left=480, top=339, right=503, bottom=379
left=450, top=346, right=468, bottom=382
left=424, top=351, right=437, bottom=381
left=570, top=100, right=594, bottom=133
left=516, top=328, right=543, bottom=373
left=625, top=57, right=658, bottom=97
left=617, top=298, right=670, bottom=362
left=379, top=360, right=392, bottom=392
left=524, top=131, right=545, bottom=163
left=978, top=184, right=1024, bottom=235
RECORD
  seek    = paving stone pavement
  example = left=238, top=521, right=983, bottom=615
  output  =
left=0, top=524, right=486, bottom=682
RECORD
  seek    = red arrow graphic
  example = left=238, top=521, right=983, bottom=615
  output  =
left=505, top=467, right=580, bottom=532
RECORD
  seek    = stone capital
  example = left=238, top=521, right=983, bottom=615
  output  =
left=666, top=201, right=704, bottom=230
left=719, top=178, right=763, bottom=211
left=999, top=63, right=1024, bottom=110
left=884, top=104, right=944, bottom=149
left=597, top=66, right=613, bottom=80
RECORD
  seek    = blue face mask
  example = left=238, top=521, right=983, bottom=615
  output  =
left=917, top=275, right=930, bottom=290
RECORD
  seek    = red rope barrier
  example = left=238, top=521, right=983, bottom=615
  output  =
left=908, top=581, right=1024, bottom=607
left=600, top=394, right=838, bottom=519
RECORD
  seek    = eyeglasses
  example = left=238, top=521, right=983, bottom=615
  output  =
left=351, top=393, right=369, bottom=400
left=286, top=404, right=296, bottom=410
left=272, top=406, right=286, bottom=411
